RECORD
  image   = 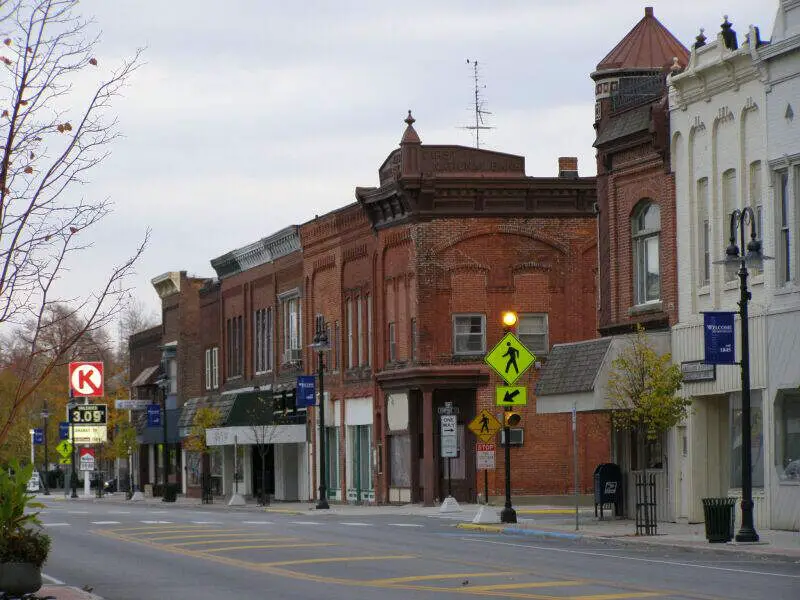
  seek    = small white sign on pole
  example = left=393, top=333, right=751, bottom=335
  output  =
left=476, top=443, right=496, bottom=470
left=440, top=414, right=458, bottom=458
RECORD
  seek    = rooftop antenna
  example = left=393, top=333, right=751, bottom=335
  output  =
left=461, top=59, right=494, bottom=148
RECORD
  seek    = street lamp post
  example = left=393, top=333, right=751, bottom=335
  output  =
left=720, top=206, right=768, bottom=543
left=312, top=325, right=330, bottom=510
left=500, top=311, right=519, bottom=524
left=41, top=404, right=50, bottom=495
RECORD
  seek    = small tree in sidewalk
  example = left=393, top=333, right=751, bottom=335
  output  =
left=183, top=406, right=222, bottom=501
left=248, top=395, right=287, bottom=507
left=606, top=325, right=688, bottom=445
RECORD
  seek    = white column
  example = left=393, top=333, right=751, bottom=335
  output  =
left=148, top=445, right=155, bottom=485
left=181, top=449, right=188, bottom=495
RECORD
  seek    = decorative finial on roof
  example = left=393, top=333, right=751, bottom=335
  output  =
left=721, top=15, right=738, bottom=50
left=401, top=109, right=421, bottom=145
left=670, top=56, right=682, bottom=74
left=694, top=27, right=706, bottom=49
left=645, top=6, right=653, bottom=17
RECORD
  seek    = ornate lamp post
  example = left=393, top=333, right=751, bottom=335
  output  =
left=311, top=324, right=330, bottom=510
left=718, top=206, right=769, bottom=543
left=41, top=403, right=50, bottom=495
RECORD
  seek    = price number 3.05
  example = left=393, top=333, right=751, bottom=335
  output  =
left=69, top=404, right=107, bottom=424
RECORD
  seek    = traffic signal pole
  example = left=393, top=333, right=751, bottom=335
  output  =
left=500, top=408, right=517, bottom=524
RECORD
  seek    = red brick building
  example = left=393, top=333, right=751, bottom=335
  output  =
left=535, top=7, right=688, bottom=520
left=357, top=113, right=601, bottom=505
left=129, top=271, right=209, bottom=494
left=131, top=115, right=605, bottom=507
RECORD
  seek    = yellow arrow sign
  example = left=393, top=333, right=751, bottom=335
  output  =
left=485, top=332, right=536, bottom=385
left=468, top=409, right=502, bottom=443
left=58, top=456, right=72, bottom=465
left=495, top=386, right=527, bottom=407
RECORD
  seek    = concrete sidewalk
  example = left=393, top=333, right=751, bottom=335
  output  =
left=42, top=492, right=800, bottom=562
left=39, top=584, right=103, bottom=600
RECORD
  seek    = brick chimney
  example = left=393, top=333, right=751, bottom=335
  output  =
left=558, top=157, right=579, bottom=178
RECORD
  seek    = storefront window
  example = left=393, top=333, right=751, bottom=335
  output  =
left=186, top=452, right=202, bottom=486
left=730, top=390, right=764, bottom=488
left=774, top=389, right=800, bottom=482
left=389, top=434, right=411, bottom=487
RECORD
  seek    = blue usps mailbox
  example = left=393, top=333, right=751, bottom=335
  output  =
left=297, top=375, right=316, bottom=408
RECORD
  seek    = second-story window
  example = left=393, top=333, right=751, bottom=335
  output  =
left=280, top=292, right=301, bottom=364
left=254, top=307, right=272, bottom=374
left=357, top=296, right=364, bottom=366
left=367, top=294, right=373, bottom=366
left=205, top=347, right=219, bottom=390
left=410, top=317, right=416, bottom=361
left=777, top=170, right=792, bottom=285
left=722, top=170, right=738, bottom=282
left=697, top=178, right=710, bottom=286
left=453, top=314, right=485, bottom=355
left=388, top=322, right=397, bottom=362
left=518, top=314, right=548, bottom=355
left=632, top=201, right=661, bottom=304
left=226, top=316, right=243, bottom=378
left=346, top=298, right=354, bottom=369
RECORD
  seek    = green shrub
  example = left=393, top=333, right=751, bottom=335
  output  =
left=0, top=528, right=51, bottom=567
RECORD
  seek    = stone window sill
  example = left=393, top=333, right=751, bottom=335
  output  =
left=628, top=301, right=663, bottom=316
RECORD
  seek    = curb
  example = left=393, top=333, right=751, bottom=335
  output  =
left=456, top=523, right=800, bottom=561
left=456, top=523, right=583, bottom=540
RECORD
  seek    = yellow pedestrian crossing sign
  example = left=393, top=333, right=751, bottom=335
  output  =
left=485, top=332, right=536, bottom=385
left=496, top=386, right=527, bottom=407
left=468, top=409, right=502, bottom=443
left=56, top=439, right=73, bottom=458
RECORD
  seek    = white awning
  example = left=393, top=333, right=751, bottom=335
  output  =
left=205, top=425, right=306, bottom=446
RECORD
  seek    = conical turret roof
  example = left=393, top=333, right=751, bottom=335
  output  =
left=596, top=7, right=689, bottom=73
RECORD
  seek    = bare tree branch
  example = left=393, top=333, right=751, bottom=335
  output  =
left=0, top=1, right=146, bottom=446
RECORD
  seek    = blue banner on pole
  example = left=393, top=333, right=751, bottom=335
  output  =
left=147, top=404, right=162, bottom=427
left=703, top=312, right=736, bottom=364
left=59, top=422, right=70, bottom=440
left=296, top=375, right=316, bottom=407
left=33, top=428, right=43, bottom=445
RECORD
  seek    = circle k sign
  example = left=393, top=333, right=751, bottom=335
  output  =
left=69, top=361, right=104, bottom=397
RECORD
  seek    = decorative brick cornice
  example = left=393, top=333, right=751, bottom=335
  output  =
left=312, top=253, right=336, bottom=274
left=342, top=243, right=368, bottom=264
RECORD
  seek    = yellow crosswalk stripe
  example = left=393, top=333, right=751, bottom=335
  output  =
left=202, top=542, right=337, bottom=553
left=146, top=531, right=259, bottom=541
left=262, top=555, right=415, bottom=567
left=457, top=580, right=585, bottom=592
left=369, top=572, right=520, bottom=585
left=566, top=594, right=664, bottom=600
left=171, top=537, right=298, bottom=547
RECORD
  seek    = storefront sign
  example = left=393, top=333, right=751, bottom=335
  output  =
left=703, top=312, right=736, bottom=364
left=680, top=360, right=716, bottom=382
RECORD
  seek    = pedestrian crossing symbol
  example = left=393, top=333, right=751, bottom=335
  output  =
left=468, top=409, right=502, bottom=443
left=484, top=332, right=536, bottom=385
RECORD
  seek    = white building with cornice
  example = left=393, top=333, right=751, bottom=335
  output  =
left=668, top=3, right=800, bottom=532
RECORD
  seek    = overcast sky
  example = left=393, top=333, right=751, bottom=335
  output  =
left=67, top=0, right=775, bottom=322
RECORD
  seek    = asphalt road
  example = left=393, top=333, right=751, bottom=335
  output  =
left=38, top=499, right=799, bottom=600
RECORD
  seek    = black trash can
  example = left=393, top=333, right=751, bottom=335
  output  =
left=701, top=497, right=736, bottom=543
left=162, top=483, right=179, bottom=503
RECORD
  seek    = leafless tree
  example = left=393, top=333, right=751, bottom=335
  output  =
left=0, top=0, right=146, bottom=445
left=115, top=296, right=158, bottom=376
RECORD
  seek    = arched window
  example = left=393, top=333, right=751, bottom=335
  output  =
left=632, top=202, right=661, bottom=304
